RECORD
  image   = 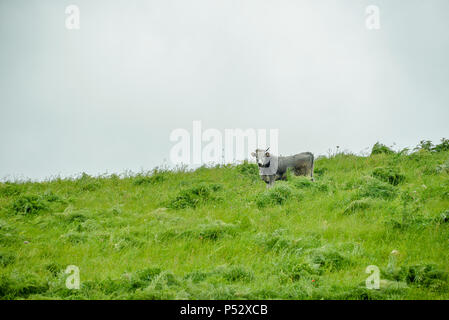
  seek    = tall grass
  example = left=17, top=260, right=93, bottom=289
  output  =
left=1, top=144, right=449, bottom=299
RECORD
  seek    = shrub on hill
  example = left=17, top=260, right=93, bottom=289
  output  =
left=434, top=138, right=449, bottom=152
left=436, top=159, right=449, bottom=174
left=371, top=142, right=394, bottom=156
left=343, top=199, right=374, bottom=214
left=355, top=177, right=397, bottom=200
left=414, top=138, right=449, bottom=153
left=76, top=173, right=102, bottom=192
left=236, top=160, right=259, bottom=178
left=133, top=170, right=169, bottom=186
left=10, top=195, right=49, bottom=215
left=0, top=183, right=23, bottom=197
left=383, top=264, right=448, bottom=292
left=168, top=182, right=223, bottom=209
left=372, top=167, right=406, bottom=186
left=256, top=183, right=298, bottom=207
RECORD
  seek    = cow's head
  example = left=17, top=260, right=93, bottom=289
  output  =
left=251, top=148, right=271, bottom=167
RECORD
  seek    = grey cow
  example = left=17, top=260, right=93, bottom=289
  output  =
left=251, top=148, right=314, bottom=188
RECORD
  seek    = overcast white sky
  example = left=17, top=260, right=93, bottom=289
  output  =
left=1, top=0, right=448, bottom=180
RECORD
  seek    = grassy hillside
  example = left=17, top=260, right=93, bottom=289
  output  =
left=1, top=144, right=449, bottom=300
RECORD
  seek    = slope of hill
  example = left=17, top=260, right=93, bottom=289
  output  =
left=1, top=145, right=449, bottom=299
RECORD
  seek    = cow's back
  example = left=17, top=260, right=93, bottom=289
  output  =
left=278, top=152, right=313, bottom=175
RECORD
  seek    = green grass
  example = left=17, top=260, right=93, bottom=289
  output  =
left=1, top=148, right=449, bottom=300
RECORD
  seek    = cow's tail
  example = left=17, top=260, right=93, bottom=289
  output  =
left=310, top=153, right=315, bottom=182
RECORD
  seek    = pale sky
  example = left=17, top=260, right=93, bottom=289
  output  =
left=1, top=0, right=448, bottom=180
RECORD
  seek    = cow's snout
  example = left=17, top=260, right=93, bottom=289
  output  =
left=257, top=158, right=266, bottom=167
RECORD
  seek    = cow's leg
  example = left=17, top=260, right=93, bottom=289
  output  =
left=261, top=175, right=270, bottom=186
left=310, top=159, right=314, bottom=182
left=277, top=173, right=287, bottom=181
left=267, top=175, right=276, bottom=188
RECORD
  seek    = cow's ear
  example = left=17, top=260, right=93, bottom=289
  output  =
left=265, top=152, right=270, bottom=157
left=251, top=152, right=256, bottom=157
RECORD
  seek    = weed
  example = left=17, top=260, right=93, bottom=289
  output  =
left=10, top=195, right=49, bottom=215
left=236, top=161, right=259, bottom=178
left=307, top=246, right=351, bottom=272
left=343, top=199, right=374, bottom=214
left=256, top=183, right=298, bottom=207
left=168, top=183, right=222, bottom=209
left=372, top=167, right=405, bottom=186
left=133, top=171, right=169, bottom=186
left=355, top=177, right=397, bottom=200
left=0, top=252, right=16, bottom=267
left=371, top=142, right=394, bottom=156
